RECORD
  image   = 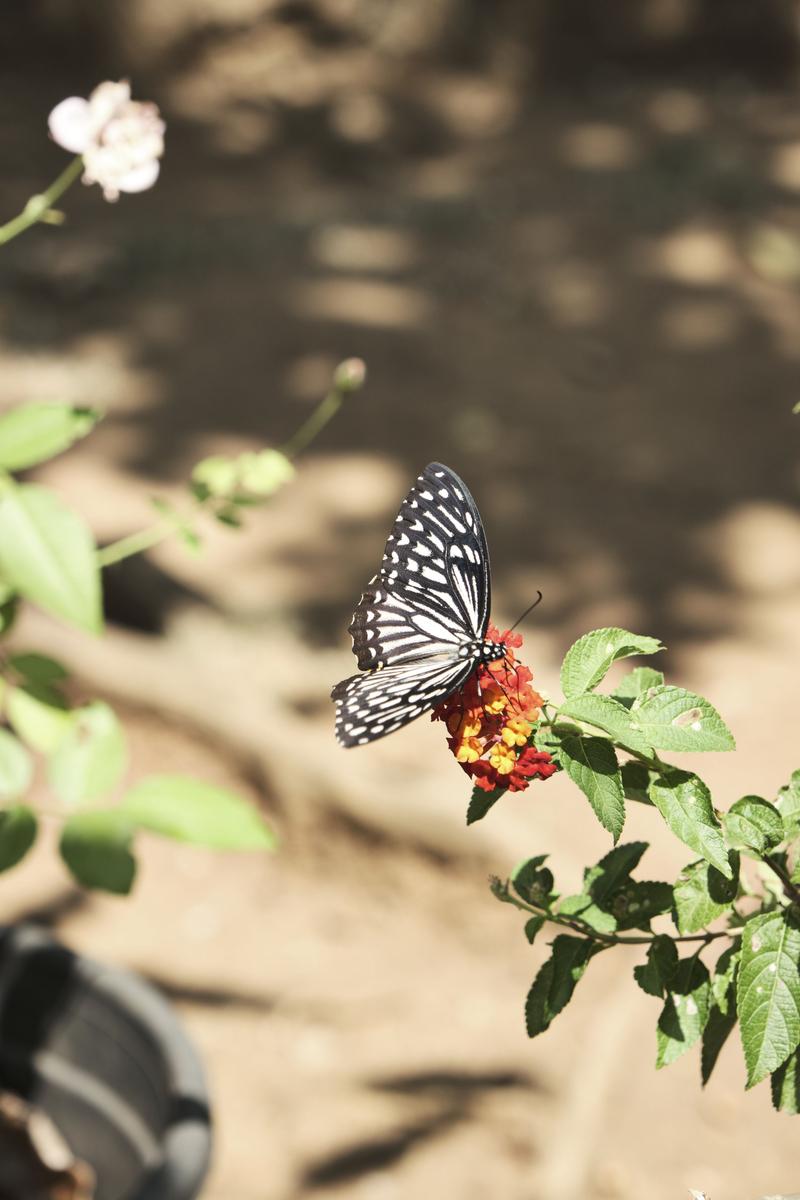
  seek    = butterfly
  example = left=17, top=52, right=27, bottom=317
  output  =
left=332, top=462, right=508, bottom=746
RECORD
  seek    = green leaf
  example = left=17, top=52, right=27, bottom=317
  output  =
left=656, top=956, right=711, bottom=1068
left=0, top=592, right=19, bottom=636
left=560, top=736, right=625, bottom=842
left=560, top=628, right=664, bottom=699
left=0, top=806, right=38, bottom=871
left=237, top=449, right=295, bottom=495
left=0, top=483, right=102, bottom=633
left=712, top=945, right=741, bottom=1015
left=511, top=855, right=555, bottom=906
left=649, top=770, right=731, bottom=878
left=121, top=774, right=276, bottom=850
left=621, top=760, right=655, bottom=805
left=673, top=855, right=740, bottom=934
left=738, top=910, right=800, bottom=1088
left=9, top=652, right=68, bottom=685
left=0, top=730, right=33, bottom=802
left=559, top=893, right=617, bottom=934
left=634, top=935, right=678, bottom=998
left=702, top=999, right=737, bottom=1086
left=0, top=403, right=100, bottom=470
left=630, top=686, right=735, bottom=753
left=584, top=841, right=648, bottom=903
left=724, top=796, right=784, bottom=855
left=6, top=683, right=74, bottom=754
left=466, top=785, right=505, bottom=825
left=60, top=810, right=136, bottom=894
left=612, top=667, right=665, bottom=707
left=776, top=771, right=800, bottom=838
left=191, top=455, right=238, bottom=496
left=772, top=1049, right=800, bottom=1114
left=525, top=935, right=598, bottom=1037
left=558, top=693, right=653, bottom=755
left=48, top=701, right=127, bottom=807
left=614, top=880, right=674, bottom=931
left=524, top=916, right=545, bottom=944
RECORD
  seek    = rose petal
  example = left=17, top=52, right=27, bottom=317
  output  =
left=48, top=97, right=93, bottom=153
left=115, top=158, right=160, bottom=194
left=87, top=80, right=131, bottom=130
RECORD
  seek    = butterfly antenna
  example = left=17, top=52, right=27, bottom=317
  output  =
left=509, top=590, right=543, bottom=632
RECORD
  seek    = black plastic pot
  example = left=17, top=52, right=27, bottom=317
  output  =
left=0, top=924, right=212, bottom=1200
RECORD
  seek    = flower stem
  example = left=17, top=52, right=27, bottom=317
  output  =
left=96, top=520, right=174, bottom=569
left=495, top=885, right=738, bottom=947
left=0, top=155, right=84, bottom=246
left=280, top=387, right=344, bottom=460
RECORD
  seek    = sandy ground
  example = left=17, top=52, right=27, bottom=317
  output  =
left=2, top=7, right=800, bottom=1198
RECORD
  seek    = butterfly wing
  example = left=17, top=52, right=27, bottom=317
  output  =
left=347, top=462, right=491, bottom=671
left=332, top=655, right=476, bottom=746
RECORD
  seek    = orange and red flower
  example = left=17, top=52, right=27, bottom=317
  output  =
left=432, top=624, right=557, bottom=794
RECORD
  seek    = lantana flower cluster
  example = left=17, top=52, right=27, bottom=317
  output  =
left=433, top=624, right=557, bottom=793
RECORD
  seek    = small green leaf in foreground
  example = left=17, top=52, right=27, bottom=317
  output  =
left=0, top=483, right=102, bottom=633
left=48, top=701, right=127, bottom=807
left=0, top=403, right=100, bottom=471
left=0, top=729, right=33, bottom=802
left=634, top=934, right=678, bottom=998
left=121, top=774, right=275, bottom=850
left=60, top=810, right=136, bottom=894
left=0, top=806, right=38, bottom=872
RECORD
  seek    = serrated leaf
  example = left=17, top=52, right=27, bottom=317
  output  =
left=559, top=693, right=653, bottom=755
left=656, top=956, right=711, bottom=1068
left=0, top=806, right=38, bottom=871
left=712, top=945, right=741, bottom=1014
left=772, top=1049, right=800, bottom=1114
left=612, top=667, right=665, bottom=706
left=560, top=736, right=625, bottom=842
left=524, top=916, right=545, bottom=944
left=631, top=686, right=734, bottom=753
left=673, top=855, right=739, bottom=934
left=559, top=893, right=617, bottom=934
left=724, top=796, right=785, bottom=854
left=614, top=880, right=674, bottom=930
left=649, top=770, right=731, bottom=878
left=0, top=403, right=100, bottom=470
left=6, top=683, right=74, bottom=754
left=634, top=935, right=678, bottom=998
left=60, top=809, right=136, bottom=894
left=621, top=760, right=655, bottom=805
left=702, top=998, right=737, bottom=1085
left=0, top=483, right=102, bottom=633
left=525, top=935, right=598, bottom=1037
left=584, top=841, right=648, bottom=903
left=738, top=911, right=800, bottom=1087
left=776, top=771, right=800, bottom=838
left=466, top=785, right=505, bottom=825
left=560, top=628, right=664, bottom=699
left=0, top=730, right=33, bottom=802
left=511, top=855, right=555, bottom=906
left=48, top=701, right=127, bottom=807
left=121, top=774, right=275, bottom=850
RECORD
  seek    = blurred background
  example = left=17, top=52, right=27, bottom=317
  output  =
left=2, top=1, right=800, bottom=1197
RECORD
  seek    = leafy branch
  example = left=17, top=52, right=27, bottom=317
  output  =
left=473, top=625, right=800, bottom=1113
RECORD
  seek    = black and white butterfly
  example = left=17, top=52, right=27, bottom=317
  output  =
left=332, top=462, right=508, bottom=747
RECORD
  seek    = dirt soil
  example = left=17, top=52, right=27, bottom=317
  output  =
left=2, top=6, right=800, bottom=1199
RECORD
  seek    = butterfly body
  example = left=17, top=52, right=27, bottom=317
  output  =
left=333, top=462, right=503, bottom=747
